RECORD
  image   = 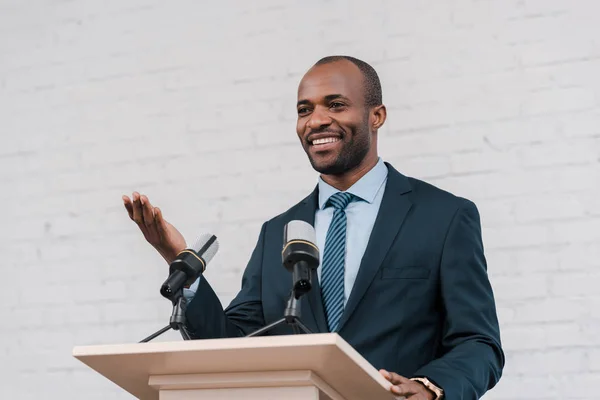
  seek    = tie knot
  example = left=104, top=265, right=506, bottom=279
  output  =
left=326, top=192, right=355, bottom=210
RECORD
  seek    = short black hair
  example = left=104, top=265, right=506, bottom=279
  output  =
left=314, top=55, right=382, bottom=107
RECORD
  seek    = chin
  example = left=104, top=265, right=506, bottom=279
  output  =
left=310, top=160, right=348, bottom=175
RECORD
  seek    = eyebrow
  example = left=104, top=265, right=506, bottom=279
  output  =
left=297, top=94, right=347, bottom=108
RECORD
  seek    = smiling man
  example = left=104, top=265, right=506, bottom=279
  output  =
left=124, top=56, right=504, bottom=400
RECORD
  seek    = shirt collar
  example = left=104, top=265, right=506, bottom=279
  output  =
left=318, top=158, right=388, bottom=210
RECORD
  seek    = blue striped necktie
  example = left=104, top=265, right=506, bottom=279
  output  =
left=321, top=191, right=356, bottom=332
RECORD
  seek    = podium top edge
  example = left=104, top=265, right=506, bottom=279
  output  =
left=72, top=332, right=342, bottom=358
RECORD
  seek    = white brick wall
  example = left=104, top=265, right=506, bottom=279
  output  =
left=1, top=0, right=598, bottom=398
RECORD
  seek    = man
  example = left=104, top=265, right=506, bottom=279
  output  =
left=123, top=56, right=504, bottom=399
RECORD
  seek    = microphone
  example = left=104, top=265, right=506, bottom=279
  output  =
left=282, top=220, right=320, bottom=297
left=244, top=221, right=320, bottom=338
left=160, top=234, right=219, bottom=299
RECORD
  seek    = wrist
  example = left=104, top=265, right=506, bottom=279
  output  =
left=411, top=377, right=443, bottom=400
left=160, top=248, right=178, bottom=264
left=160, top=244, right=187, bottom=264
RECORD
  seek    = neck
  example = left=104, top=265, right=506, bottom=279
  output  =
left=320, top=154, right=379, bottom=191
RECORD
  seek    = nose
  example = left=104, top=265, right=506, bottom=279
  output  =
left=307, top=106, right=332, bottom=131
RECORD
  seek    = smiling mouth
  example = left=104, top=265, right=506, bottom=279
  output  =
left=310, top=137, right=341, bottom=146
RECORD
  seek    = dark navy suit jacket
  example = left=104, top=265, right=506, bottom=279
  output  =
left=186, top=163, right=504, bottom=399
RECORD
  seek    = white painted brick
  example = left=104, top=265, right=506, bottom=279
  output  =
left=549, top=218, right=600, bottom=244
left=485, top=225, right=550, bottom=249
left=590, top=349, right=600, bottom=371
left=72, top=279, right=129, bottom=302
left=501, top=323, right=582, bottom=351
left=552, top=373, right=600, bottom=399
left=437, top=165, right=599, bottom=200
left=518, top=139, right=600, bottom=167
left=501, top=14, right=570, bottom=44
left=561, top=111, right=600, bottom=138
left=550, top=273, right=600, bottom=297
left=514, top=194, right=588, bottom=223
left=483, top=117, right=564, bottom=149
left=478, top=199, right=515, bottom=226
left=522, top=87, right=596, bottom=115
left=381, top=127, right=485, bottom=158
left=486, top=250, right=517, bottom=276
left=254, top=121, right=304, bottom=147
left=580, top=320, right=600, bottom=346
left=389, top=154, right=451, bottom=179
left=508, top=246, right=560, bottom=272
left=2, top=1, right=600, bottom=399
left=539, top=59, right=600, bottom=91
left=483, top=374, right=555, bottom=399
left=492, top=273, right=549, bottom=301
left=450, top=150, right=519, bottom=174
left=522, top=0, right=571, bottom=14
left=534, top=35, right=597, bottom=65
left=495, top=305, right=516, bottom=326
left=513, top=298, right=589, bottom=323
left=510, top=349, right=587, bottom=374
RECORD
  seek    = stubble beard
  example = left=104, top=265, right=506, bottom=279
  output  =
left=307, top=124, right=371, bottom=176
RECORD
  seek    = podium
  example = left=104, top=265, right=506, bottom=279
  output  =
left=73, top=333, right=401, bottom=400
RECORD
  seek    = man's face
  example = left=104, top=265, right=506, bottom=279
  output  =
left=296, top=61, right=373, bottom=175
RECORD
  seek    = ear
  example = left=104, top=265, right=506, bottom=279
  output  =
left=371, top=105, right=387, bottom=130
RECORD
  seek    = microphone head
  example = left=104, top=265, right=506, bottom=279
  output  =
left=282, top=220, right=319, bottom=272
left=162, top=233, right=219, bottom=299
left=282, top=220, right=319, bottom=296
left=191, top=233, right=219, bottom=265
left=284, top=220, right=316, bottom=245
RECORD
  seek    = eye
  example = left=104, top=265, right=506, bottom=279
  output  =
left=297, top=107, right=311, bottom=116
left=330, top=102, right=346, bottom=109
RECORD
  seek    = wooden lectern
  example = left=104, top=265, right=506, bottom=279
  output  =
left=73, top=333, right=402, bottom=399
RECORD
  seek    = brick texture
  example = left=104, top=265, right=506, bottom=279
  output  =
left=1, top=0, right=599, bottom=399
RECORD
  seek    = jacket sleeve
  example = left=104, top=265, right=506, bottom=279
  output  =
left=413, top=200, right=505, bottom=400
left=185, top=222, right=267, bottom=339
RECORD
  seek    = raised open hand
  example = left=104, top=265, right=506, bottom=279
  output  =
left=123, top=192, right=186, bottom=264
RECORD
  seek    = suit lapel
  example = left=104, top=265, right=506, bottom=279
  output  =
left=337, top=164, right=413, bottom=331
left=292, top=186, right=329, bottom=333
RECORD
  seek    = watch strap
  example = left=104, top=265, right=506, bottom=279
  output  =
left=411, top=377, right=444, bottom=400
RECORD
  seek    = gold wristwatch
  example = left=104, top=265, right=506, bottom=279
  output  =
left=411, top=377, right=444, bottom=400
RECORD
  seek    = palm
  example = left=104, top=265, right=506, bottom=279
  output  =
left=157, top=219, right=186, bottom=252
left=123, top=193, right=187, bottom=263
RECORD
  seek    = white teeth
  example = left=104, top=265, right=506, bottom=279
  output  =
left=312, top=137, right=340, bottom=145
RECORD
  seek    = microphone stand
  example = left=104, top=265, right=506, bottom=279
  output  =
left=246, top=265, right=313, bottom=337
left=139, top=289, right=192, bottom=343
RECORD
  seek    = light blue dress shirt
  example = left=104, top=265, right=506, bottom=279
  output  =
left=184, top=158, right=388, bottom=304
left=315, top=158, right=388, bottom=304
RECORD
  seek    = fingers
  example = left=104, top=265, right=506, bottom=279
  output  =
left=154, top=207, right=166, bottom=237
left=123, top=195, right=134, bottom=220
left=379, top=369, right=393, bottom=383
left=131, top=192, right=144, bottom=225
left=141, top=195, right=155, bottom=227
left=405, top=394, right=429, bottom=400
left=380, top=369, right=410, bottom=385
left=380, top=370, right=420, bottom=397
left=127, top=192, right=156, bottom=237
left=391, top=383, right=415, bottom=395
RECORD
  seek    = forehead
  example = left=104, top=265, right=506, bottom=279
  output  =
left=297, top=61, right=365, bottom=103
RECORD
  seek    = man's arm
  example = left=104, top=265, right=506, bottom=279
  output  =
left=185, top=222, right=267, bottom=339
left=412, top=200, right=505, bottom=399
